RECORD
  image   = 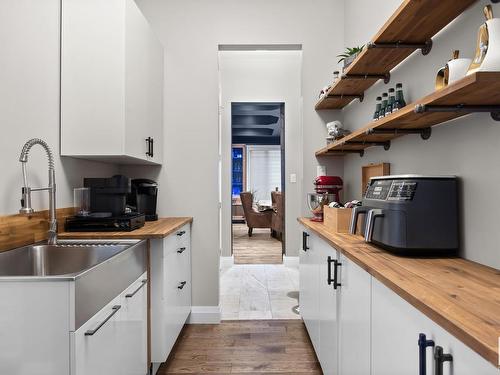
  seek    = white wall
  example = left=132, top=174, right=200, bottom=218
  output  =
left=0, top=0, right=117, bottom=216
left=134, top=0, right=345, bottom=309
left=219, top=50, right=301, bottom=257
left=342, top=0, right=500, bottom=269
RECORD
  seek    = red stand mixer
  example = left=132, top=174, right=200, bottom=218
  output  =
left=307, top=176, right=343, bottom=222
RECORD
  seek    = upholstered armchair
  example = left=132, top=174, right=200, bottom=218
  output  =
left=271, top=191, right=283, bottom=240
left=240, top=192, right=272, bottom=237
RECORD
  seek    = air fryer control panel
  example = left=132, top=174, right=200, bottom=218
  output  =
left=365, top=179, right=418, bottom=201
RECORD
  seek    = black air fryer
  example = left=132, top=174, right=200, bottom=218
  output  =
left=350, top=175, right=459, bottom=255
left=128, top=179, right=158, bottom=221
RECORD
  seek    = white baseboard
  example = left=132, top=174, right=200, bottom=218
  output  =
left=188, top=305, right=221, bottom=324
left=283, top=255, right=299, bottom=268
left=219, top=256, right=234, bottom=269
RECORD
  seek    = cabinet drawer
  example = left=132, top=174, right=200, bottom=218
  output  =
left=72, top=295, right=123, bottom=375
left=71, top=273, right=147, bottom=375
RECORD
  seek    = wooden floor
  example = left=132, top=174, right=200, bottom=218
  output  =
left=232, top=224, right=282, bottom=264
left=158, top=320, right=321, bottom=374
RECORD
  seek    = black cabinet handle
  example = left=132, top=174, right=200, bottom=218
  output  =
left=302, top=232, right=309, bottom=251
left=177, top=230, right=186, bottom=236
left=434, top=346, right=453, bottom=375
left=327, top=256, right=334, bottom=285
left=85, top=305, right=121, bottom=336
left=145, top=137, right=154, bottom=157
left=418, top=333, right=435, bottom=375
left=177, top=247, right=186, bottom=254
left=125, top=279, right=147, bottom=298
left=178, top=281, right=187, bottom=289
left=333, top=259, right=342, bottom=289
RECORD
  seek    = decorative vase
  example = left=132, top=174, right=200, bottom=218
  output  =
left=467, top=5, right=500, bottom=74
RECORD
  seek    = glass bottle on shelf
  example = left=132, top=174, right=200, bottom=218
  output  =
left=333, top=70, right=340, bottom=82
left=379, top=92, right=388, bottom=120
left=385, top=88, right=395, bottom=116
left=393, top=83, right=406, bottom=112
left=373, top=96, right=382, bottom=121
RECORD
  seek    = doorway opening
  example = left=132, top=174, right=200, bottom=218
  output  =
left=231, top=102, right=285, bottom=265
left=218, top=48, right=302, bottom=320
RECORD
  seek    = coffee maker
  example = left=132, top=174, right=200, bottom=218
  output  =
left=128, top=179, right=158, bottom=221
left=65, top=175, right=146, bottom=232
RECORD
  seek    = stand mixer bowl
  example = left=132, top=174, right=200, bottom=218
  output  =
left=307, top=193, right=337, bottom=222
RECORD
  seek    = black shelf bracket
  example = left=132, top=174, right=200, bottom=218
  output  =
left=343, top=140, right=391, bottom=151
left=326, top=149, right=365, bottom=157
left=414, top=104, right=500, bottom=122
left=327, top=93, right=364, bottom=102
left=367, top=39, right=433, bottom=55
left=366, top=127, right=432, bottom=140
left=343, top=72, right=391, bottom=84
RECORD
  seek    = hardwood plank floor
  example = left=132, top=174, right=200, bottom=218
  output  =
left=158, top=320, right=321, bottom=374
left=232, top=224, right=282, bottom=264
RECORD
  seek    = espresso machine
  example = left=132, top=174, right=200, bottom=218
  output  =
left=65, top=175, right=146, bottom=232
left=307, top=176, right=343, bottom=222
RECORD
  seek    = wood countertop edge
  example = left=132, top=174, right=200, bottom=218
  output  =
left=58, top=217, right=193, bottom=239
left=298, top=217, right=500, bottom=368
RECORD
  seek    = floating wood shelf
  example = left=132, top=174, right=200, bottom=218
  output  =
left=315, top=0, right=478, bottom=110
left=316, top=72, right=500, bottom=156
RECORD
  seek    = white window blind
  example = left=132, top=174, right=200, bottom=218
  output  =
left=247, top=146, right=281, bottom=202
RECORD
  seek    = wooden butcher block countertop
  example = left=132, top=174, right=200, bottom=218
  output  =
left=59, top=217, right=192, bottom=240
left=298, top=217, right=500, bottom=367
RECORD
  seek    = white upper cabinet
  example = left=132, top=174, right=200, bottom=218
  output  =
left=61, top=0, right=163, bottom=165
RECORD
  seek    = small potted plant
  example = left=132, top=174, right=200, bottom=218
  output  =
left=337, top=45, right=365, bottom=70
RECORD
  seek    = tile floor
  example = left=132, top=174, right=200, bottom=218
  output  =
left=220, top=260, right=300, bottom=320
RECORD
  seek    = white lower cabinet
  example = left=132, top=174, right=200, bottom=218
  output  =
left=300, top=230, right=320, bottom=353
left=371, top=277, right=499, bottom=375
left=338, top=252, right=371, bottom=375
left=317, top=235, right=339, bottom=375
left=72, top=273, right=148, bottom=375
left=151, top=224, right=192, bottom=364
left=299, top=229, right=498, bottom=375
left=300, top=231, right=370, bottom=375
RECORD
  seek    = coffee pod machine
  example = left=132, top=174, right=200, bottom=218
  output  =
left=350, top=175, right=459, bottom=255
left=128, top=179, right=158, bottom=221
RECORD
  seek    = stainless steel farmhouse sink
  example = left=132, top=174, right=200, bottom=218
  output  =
left=0, top=240, right=133, bottom=277
left=0, top=239, right=147, bottom=329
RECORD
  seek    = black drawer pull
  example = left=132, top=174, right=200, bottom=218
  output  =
left=85, top=305, right=121, bottom=336
left=333, top=259, right=342, bottom=289
left=178, top=281, right=187, bottom=289
left=434, top=346, right=453, bottom=375
left=177, top=230, right=186, bottom=236
left=327, top=256, right=334, bottom=285
left=125, top=279, right=147, bottom=298
left=418, top=333, right=435, bottom=375
left=177, top=247, right=186, bottom=254
left=302, top=232, right=309, bottom=251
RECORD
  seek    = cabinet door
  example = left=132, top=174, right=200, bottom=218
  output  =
left=299, top=230, right=320, bottom=353
left=119, top=273, right=148, bottom=375
left=72, top=295, right=123, bottom=375
left=338, top=254, right=371, bottom=375
left=61, top=0, right=126, bottom=158
left=372, top=277, right=429, bottom=375
left=124, top=0, right=163, bottom=164
left=372, top=278, right=499, bottom=375
left=317, top=236, right=339, bottom=375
